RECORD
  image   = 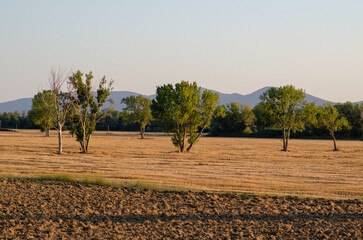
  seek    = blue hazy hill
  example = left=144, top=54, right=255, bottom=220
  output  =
left=0, top=87, right=359, bottom=113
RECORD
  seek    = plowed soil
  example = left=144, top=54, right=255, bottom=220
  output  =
left=1, top=178, right=362, bottom=239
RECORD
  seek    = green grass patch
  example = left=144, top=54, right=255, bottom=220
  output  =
left=80, top=175, right=112, bottom=186
left=2, top=174, right=192, bottom=192
left=34, top=174, right=112, bottom=186
left=35, top=173, right=77, bottom=182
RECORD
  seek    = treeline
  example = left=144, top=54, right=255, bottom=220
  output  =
left=1, top=70, right=362, bottom=153
left=1, top=93, right=362, bottom=141
left=0, top=108, right=158, bottom=132
left=95, top=108, right=159, bottom=132
left=0, top=111, right=35, bottom=130
left=209, top=101, right=363, bottom=140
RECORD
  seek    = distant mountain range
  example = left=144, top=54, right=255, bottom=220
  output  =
left=0, top=87, right=361, bottom=113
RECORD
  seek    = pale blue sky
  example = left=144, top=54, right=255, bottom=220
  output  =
left=1, top=0, right=362, bottom=103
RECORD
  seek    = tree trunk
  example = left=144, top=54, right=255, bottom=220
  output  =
left=178, top=129, right=186, bottom=153
left=86, top=135, right=91, bottom=152
left=45, top=128, right=50, bottom=137
left=44, top=119, right=50, bottom=137
left=331, top=131, right=338, bottom=151
left=58, top=126, right=62, bottom=154
left=82, top=125, right=87, bottom=153
left=282, top=127, right=287, bottom=151
left=140, top=126, right=145, bottom=139
left=182, top=124, right=187, bottom=152
left=175, top=124, right=183, bottom=152
left=186, top=118, right=210, bottom=152
left=286, top=128, right=291, bottom=150
left=179, top=134, right=185, bottom=152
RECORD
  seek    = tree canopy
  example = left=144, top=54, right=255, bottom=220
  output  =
left=121, top=95, right=152, bottom=139
left=151, top=81, right=219, bottom=152
left=314, top=103, right=349, bottom=151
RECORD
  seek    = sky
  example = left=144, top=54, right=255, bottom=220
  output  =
left=0, top=0, right=362, bottom=103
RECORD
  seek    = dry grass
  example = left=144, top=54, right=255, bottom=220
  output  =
left=0, top=130, right=362, bottom=199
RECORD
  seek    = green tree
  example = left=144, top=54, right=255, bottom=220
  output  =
left=121, top=95, right=152, bottom=139
left=314, top=103, right=349, bottom=151
left=151, top=81, right=219, bottom=152
left=69, top=70, right=113, bottom=153
left=259, top=85, right=313, bottom=151
left=28, top=90, right=55, bottom=136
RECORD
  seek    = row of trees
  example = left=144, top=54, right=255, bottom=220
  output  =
left=119, top=84, right=362, bottom=152
left=2, top=73, right=362, bottom=153
left=211, top=102, right=363, bottom=139
left=259, top=86, right=352, bottom=151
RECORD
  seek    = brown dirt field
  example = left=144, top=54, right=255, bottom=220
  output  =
left=0, top=178, right=362, bottom=239
left=0, top=130, right=362, bottom=199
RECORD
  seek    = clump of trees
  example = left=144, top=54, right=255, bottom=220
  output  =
left=26, top=69, right=113, bottom=154
left=151, top=81, right=219, bottom=152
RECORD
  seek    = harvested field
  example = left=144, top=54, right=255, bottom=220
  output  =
left=0, top=130, right=363, bottom=199
left=0, top=130, right=362, bottom=199
left=0, top=178, right=362, bottom=239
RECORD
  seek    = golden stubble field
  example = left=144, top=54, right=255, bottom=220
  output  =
left=0, top=130, right=362, bottom=199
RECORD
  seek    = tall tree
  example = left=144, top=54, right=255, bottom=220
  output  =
left=28, top=90, right=55, bottom=136
left=121, top=95, right=152, bottom=139
left=151, top=81, right=219, bottom=152
left=259, top=85, right=313, bottom=151
left=40, top=68, right=73, bottom=154
left=69, top=70, right=113, bottom=153
left=314, top=103, right=349, bottom=151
